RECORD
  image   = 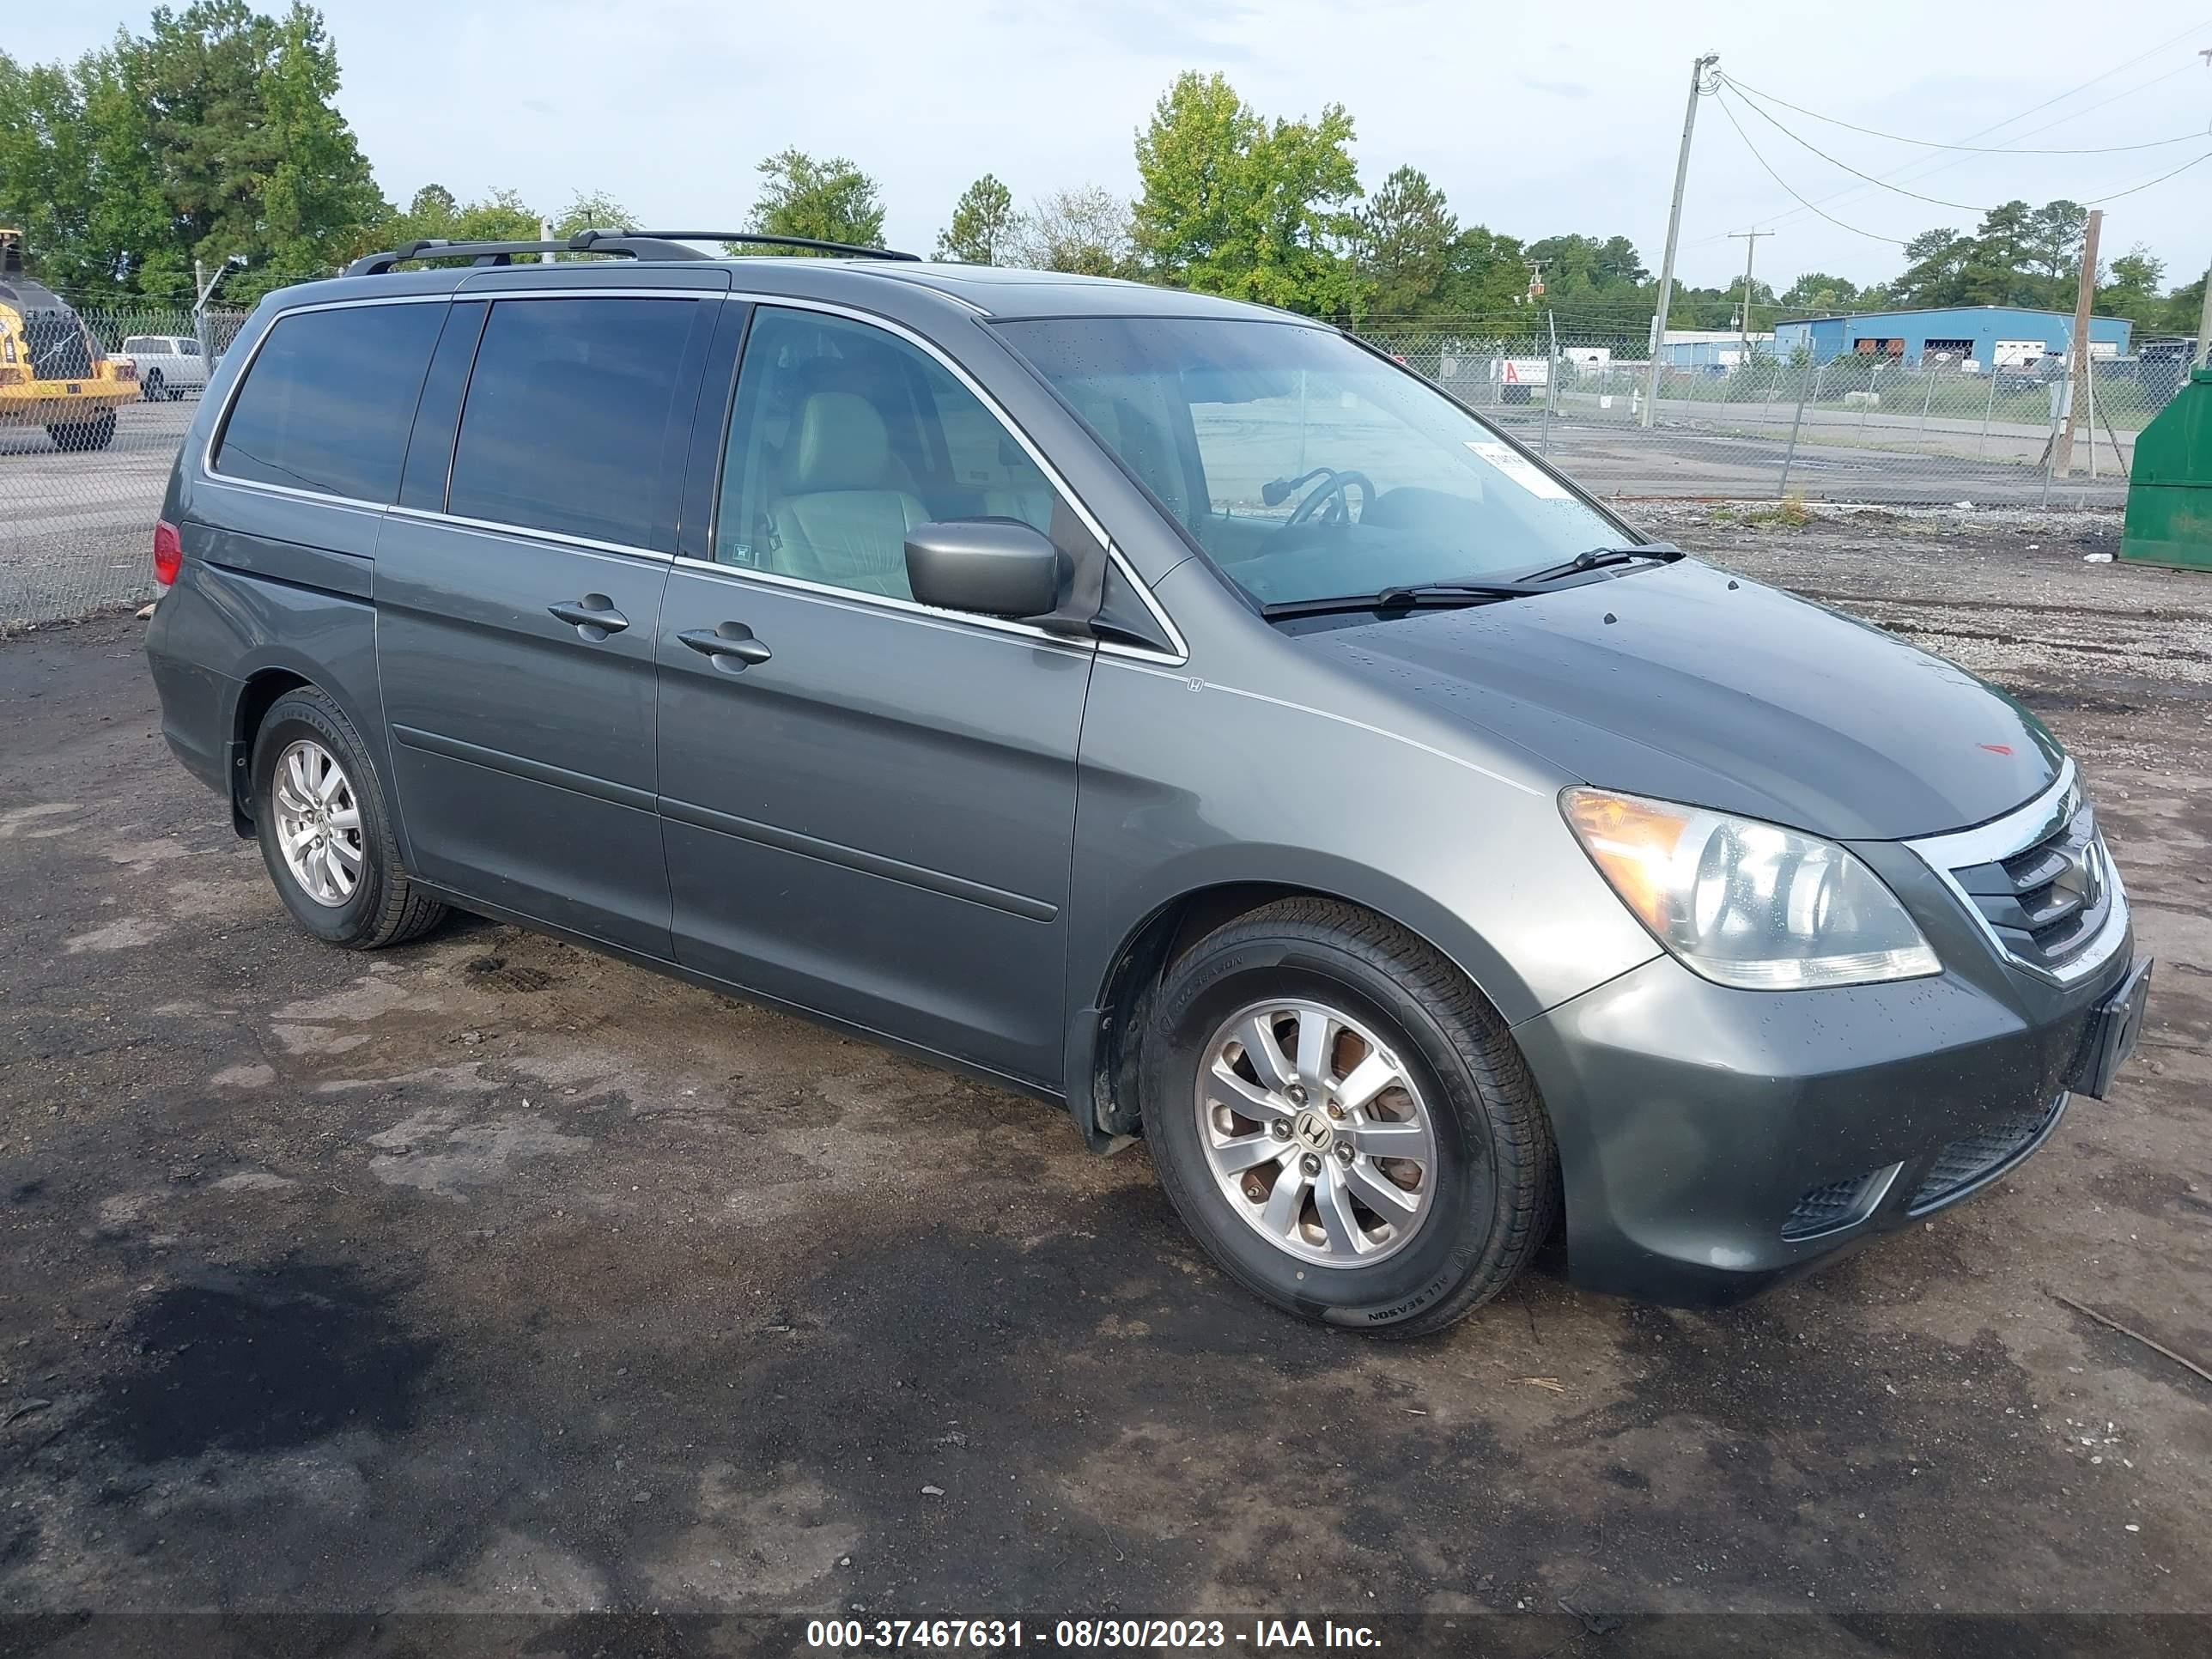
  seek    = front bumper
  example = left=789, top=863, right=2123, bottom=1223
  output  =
left=1516, top=930, right=2135, bottom=1308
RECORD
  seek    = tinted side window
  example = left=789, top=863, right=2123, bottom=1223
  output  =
left=447, top=296, right=699, bottom=545
left=214, top=303, right=444, bottom=500
left=714, top=307, right=1057, bottom=600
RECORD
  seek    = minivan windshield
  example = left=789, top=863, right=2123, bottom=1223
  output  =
left=995, top=316, right=1632, bottom=608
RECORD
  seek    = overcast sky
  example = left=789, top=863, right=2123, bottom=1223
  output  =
left=16, top=1, right=2212, bottom=296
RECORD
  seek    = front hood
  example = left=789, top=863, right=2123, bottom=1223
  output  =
left=1304, top=561, right=2061, bottom=839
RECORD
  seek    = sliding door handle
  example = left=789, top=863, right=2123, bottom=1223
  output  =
left=678, top=624, right=772, bottom=667
left=547, top=596, right=629, bottom=638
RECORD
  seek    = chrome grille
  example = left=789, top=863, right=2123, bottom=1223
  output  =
left=1952, top=798, right=2111, bottom=975
left=1908, top=763, right=2127, bottom=985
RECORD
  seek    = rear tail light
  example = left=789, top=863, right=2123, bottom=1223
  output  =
left=0, top=366, right=20, bottom=386
left=113, top=360, right=137, bottom=382
left=153, top=520, right=182, bottom=586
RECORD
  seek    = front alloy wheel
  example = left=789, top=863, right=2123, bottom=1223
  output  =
left=1197, top=999, right=1436, bottom=1266
left=1139, top=897, right=1558, bottom=1337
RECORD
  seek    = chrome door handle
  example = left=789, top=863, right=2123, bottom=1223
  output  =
left=678, top=624, right=772, bottom=667
left=547, top=596, right=629, bottom=639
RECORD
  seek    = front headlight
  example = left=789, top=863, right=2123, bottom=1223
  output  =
left=1562, top=788, right=1940, bottom=990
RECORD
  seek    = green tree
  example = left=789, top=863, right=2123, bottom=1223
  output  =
left=0, top=3, right=383, bottom=300
left=0, top=52, right=104, bottom=293
left=1133, top=70, right=1364, bottom=317
left=1522, top=232, right=1656, bottom=331
left=1893, top=228, right=1968, bottom=307
left=935, top=173, right=1015, bottom=264
left=554, top=190, right=634, bottom=238
left=1433, top=224, right=1528, bottom=316
left=736, top=149, right=885, bottom=253
left=2097, top=246, right=2167, bottom=329
left=2023, top=200, right=2087, bottom=283
left=1888, top=198, right=2087, bottom=312
left=1778, top=271, right=1858, bottom=313
left=1356, top=165, right=1456, bottom=318
left=1006, top=185, right=1137, bottom=277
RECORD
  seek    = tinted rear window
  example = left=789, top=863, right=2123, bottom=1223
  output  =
left=214, top=303, right=444, bottom=500
left=446, top=296, right=699, bottom=545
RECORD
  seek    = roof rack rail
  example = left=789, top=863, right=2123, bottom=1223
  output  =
left=343, top=227, right=920, bottom=277
left=627, top=230, right=921, bottom=262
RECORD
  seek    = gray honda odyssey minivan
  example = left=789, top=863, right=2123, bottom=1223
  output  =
left=143, top=230, right=2150, bottom=1334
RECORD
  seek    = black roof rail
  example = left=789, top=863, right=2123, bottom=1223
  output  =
left=343, top=227, right=920, bottom=277
left=625, top=230, right=921, bottom=262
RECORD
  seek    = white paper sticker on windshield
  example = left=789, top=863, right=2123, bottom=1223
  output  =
left=1465, top=441, right=1571, bottom=501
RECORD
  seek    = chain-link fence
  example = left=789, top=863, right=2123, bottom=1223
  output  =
left=1, top=304, right=248, bottom=629
left=1358, top=328, right=2172, bottom=514
left=2, top=303, right=2179, bottom=630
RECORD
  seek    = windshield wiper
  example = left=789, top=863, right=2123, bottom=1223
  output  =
left=1512, top=542, right=1685, bottom=586
left=1260, top=580, right=1544, bottom=621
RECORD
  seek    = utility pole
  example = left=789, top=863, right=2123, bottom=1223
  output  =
left=1728, top=228, right=1772, bottom=364
left=1642, top=52, right=1719, bottom=428
left=2196, top=50, right=2211, bottom=368
left=2052, top=207, right=2102, bottom=477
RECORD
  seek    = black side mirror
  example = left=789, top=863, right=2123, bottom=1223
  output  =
left=905, top=520, right=1061, bottom=619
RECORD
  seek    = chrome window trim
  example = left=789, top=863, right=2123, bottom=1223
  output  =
left=196, top=284, right=1190, bottom=665
left=714, top=292, right=1189, bottom=665
left=388, top=503, right=674, bottom=564
left=198, top=291, right=455, bottom=486
left=666, top=552, right=1091, bottom=654
left=1905, top=759, right=2130, bottom=986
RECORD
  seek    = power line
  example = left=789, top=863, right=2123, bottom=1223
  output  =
left=2086, top=145, right=2212, bottom=203
left=1709, top=90, right=1910, bottom=246
left=1719, top=73, right=2212, bottom=154
left=1717, top=82, right=1996, bottom=211
left=1717, top=79, right=2212, bottom=217
left=1707, top=23, right=2212, bottom=241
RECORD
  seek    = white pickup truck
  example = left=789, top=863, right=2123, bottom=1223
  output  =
left=114, top=334, right=211, bottom=401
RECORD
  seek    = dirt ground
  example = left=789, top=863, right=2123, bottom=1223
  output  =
left=2, top=506, right=2207, bottom=1655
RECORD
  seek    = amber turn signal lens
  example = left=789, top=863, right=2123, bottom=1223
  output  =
left=1562, top=790, right=1693, bottom=934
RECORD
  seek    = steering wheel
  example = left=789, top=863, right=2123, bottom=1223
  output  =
left=1285, top=469, right=1376, bottom=527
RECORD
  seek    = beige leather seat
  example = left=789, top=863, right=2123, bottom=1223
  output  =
left=768, top=392, right=928, bottom=599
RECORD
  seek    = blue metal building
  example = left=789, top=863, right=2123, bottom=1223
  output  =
left=1771, top=306, right=2132, bottom=368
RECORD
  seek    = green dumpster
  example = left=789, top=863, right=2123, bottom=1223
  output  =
left=2122, top=366, right=2212, bottom=571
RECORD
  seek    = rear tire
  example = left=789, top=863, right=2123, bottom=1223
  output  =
left=250, top=687, right=447, bottom=950
left=142, top=369, right=164, bottom=402
left=1139, top=898, right=1556, bottom=1338
left=48, top=410, right=118, bottom=452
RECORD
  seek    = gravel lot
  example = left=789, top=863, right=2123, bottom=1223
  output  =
left=1, top=507, right=2206, bottom=1653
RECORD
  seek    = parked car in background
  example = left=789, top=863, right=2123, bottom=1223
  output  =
left=116, top=334, right=211, bottom=401
left=143, top=229, right=2150, bottom=1335
left=0, top=270, right=137, bottom=450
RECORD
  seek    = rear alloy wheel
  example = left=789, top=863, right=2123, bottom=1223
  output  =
left=1141, top=898, right=1557, bottom=1337
left=270, top=738, right=363, bottom=907
left=251, top=687, right=447, bottom=950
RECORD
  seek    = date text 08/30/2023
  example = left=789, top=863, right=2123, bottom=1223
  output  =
left=805, top=1618, right=1383, bottom=1650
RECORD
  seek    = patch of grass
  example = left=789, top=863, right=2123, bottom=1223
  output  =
left=1733, top=494, right=1814, bottom=530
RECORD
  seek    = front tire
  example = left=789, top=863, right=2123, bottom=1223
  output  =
left=142, top=369, right=164, bottom=402
left=1139, top=899, right=1556, bottom=1338
left=250, top=688, right=447, bottom=950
